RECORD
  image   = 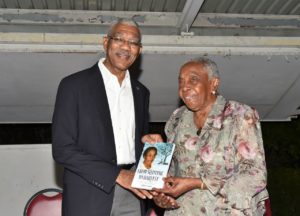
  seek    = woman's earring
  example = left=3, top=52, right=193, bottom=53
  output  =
left=211, top=90, right=216, bottom=95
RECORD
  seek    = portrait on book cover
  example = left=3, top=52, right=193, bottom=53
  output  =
left=132, top=142, right=175, bottom=189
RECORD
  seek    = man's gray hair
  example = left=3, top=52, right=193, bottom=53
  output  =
left=189, top=57, right=220, bottom=80
left=107, top=18, right=141, bottom=41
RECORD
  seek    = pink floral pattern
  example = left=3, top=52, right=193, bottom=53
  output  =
left=164, top=95, right=268, bottom=216
left=184, top=137, right=198, bottom=150
left=199, top=144, right=215, bottom=163
left=237, top=141, right=256, bottom=160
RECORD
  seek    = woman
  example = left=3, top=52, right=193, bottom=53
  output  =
left=144, top=58, right=269, bottom=215
left=142, top=147, right=157, bottom=169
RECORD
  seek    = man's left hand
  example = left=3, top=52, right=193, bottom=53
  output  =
left=116, top=169, right=153, bottom=199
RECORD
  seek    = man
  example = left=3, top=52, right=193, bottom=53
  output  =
left=52, top=19, right=152, bottom=216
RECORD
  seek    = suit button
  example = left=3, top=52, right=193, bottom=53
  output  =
left=112, top=159, right=116, bottom=163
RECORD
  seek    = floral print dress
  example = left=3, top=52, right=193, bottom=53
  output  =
left=164, top=95, right=269, bottom=216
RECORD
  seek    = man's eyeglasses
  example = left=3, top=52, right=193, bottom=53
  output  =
left=108, top=36, right=142, bottom=48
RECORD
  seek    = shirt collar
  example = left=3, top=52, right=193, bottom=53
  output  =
left=181, top=95, right=227, bottom=131
left=98, top=58, right=131, bottom=87
left=203, top=95, right=227, bottom=130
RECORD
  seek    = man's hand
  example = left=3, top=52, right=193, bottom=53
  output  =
left=116, top=169, right=153, bottom=199
left=153, top=177, right=202, bottom=198
left=141, top=134, right=163, bottom=144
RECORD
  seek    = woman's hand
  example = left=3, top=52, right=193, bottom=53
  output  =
left=141, top=134, right=163, bottom=144
left=154, top=177, right=202, bottom=198
left=151, top=191, right=180, bottom=209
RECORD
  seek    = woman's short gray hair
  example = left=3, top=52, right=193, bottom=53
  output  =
left=189, top=57, right=220, bottom=80
left=107, top=18, right=141, bottom=41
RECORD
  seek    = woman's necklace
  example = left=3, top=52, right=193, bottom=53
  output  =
left=194, top=113, right=207, bottom=136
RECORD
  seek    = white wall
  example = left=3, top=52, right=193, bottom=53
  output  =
left=1, top=52, right=300, bottom=122
left=0, top=144, right=62, bottom=215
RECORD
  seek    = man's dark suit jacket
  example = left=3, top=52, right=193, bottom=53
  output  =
left=52, top=63, right=150, bottom=216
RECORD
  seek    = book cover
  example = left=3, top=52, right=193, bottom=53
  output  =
left=131, top=142, right=175, bottom=190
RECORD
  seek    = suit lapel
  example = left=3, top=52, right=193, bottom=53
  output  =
left=131, top=79, right=142, bottom=135
left=90, top=64, right=111, bottom=119
left=89, top=64, right=116, bottom=155
left=131, top=79, right=145, bottom=161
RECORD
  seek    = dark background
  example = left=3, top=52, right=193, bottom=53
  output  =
left=1, top=119, right=300, bottom=215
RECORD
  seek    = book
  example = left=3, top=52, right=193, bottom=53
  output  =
left=131, top=142, right=175, bottom=190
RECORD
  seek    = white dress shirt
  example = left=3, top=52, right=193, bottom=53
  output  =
left=98, top=58, right=136, bottom=165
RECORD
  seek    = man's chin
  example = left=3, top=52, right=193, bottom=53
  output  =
left=116, top=63, right=133, bottom=71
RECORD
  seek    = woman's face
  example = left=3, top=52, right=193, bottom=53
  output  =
left=178, top=62, right=215, bottom=112
left=144, top=150, right=156, bottom=164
